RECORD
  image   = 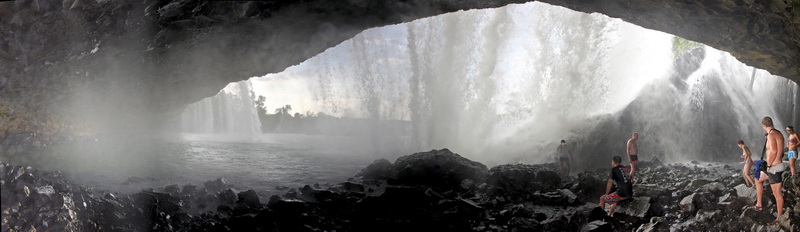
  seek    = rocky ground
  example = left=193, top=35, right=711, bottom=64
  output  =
left=2, top=148, right=799, bottom=231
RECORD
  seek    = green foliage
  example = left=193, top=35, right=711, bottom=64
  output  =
left=672, top=36, right=703, bottom=60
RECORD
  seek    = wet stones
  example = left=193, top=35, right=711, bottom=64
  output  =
left=487, top=164, right=560, bottom=201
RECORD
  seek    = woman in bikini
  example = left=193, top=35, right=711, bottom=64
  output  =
left=787, top=126, right=798, bottom=177
left=737, top=140, right=755, bottom=187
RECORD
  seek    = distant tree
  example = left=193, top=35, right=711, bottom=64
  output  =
left=256, top=95, right=267, bottom=111
left=274, top=104, right=292, bottom=115
left=294, top=112, right=302, bottom=118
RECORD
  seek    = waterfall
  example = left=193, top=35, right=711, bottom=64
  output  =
left=180, top=80, right=262, bottom=140
left=248, top=2, right=795, bottom=165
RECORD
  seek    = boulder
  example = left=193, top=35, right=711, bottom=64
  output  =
left=355, top=158, right=393, bottom=180
left=613, top=197, right=651, bottom=223
left=392, top=149, right=488, bottom=190
left=678, top=192, right=714, bottom=214
left=236, top=189, right=260, bottom=208
left=694, top=209, right=721, bottom=224
left=131, top=191, right=182, bottom=215
left=581, top=220, right=612, bottom=232
left=204, top=178, right=229, bottom=193
left=487, top=163, right=560, bottom=201
left=557, top=189, right=578, bottom=205
left=164, top=184, right=180, bottom=194
left=217, top=188, right=237, bottom=205
left=181, top=184, right=199, bottom=195
left=733, top=184, right=756, bottom=200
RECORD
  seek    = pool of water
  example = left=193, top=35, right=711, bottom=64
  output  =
left=1, top=133, right=413, bottom=198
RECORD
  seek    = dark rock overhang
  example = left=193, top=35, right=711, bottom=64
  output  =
left=0, top=0, right=798, bottom=151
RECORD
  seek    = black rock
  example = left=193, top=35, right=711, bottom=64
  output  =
left=236, top=189, right=260, bottom=208
left=181, top=184, right=199, bottom=195
left=355, top=158, right=393, bottom=180
left=486, top=164, right=560, bottom=201
left=581, top=220, right=612, bottom=232
left=392, top=149, right=488, bottom=191
left=217, top=188, right=237, bottom=205
left=164, top=184, right=180, bottom=194
left=340, top=182, right=365, bottom=193
left=204, top=178, right=229, bottom=193
left=267, top=196, right=307, bottom=215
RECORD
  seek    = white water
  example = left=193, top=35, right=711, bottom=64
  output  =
left=181, top=81, right=262, bottom=141
left=249, top=2, right=796, bottom=166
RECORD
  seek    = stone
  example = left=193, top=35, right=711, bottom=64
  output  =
left=734, top=184, right=756, bottom=200
left=697, top=182, right=726, bottom=194
left=181, top=184, right=198, bottom=195
left=217, top=188, right=237, bottom=205
left=581, top=220, right=612, bottom=232
left=461, top=179, right=474, bottom=190
left=204, top=178, right=228, bottom=193
left=164, top=184, right=180, bottom=194
left=557, top=189, right=578, bottom=204
left=392, top=149, right=488, bottom=190
left=487, top=163, right=560, bottom=201
left=355, top=158, right=393, bottom=180
left=614, top=197, right=651, bottom=223
left=236, top=189, right=260, bottom=208
left=694, top=209, right=720, bottom=223
left=340, top=182, right=364, bottom=193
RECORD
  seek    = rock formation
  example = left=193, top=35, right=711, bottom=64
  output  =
left=3, top=149, right=798, bottom=231
left=1, top=0, right=800, bottom=153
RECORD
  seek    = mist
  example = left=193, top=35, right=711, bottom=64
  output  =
left=179, top=3, right=795, bottom=170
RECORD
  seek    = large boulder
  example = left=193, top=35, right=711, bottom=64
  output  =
left=487, top=163, right=560, bottom=201
left=355, top=158, right=393, bottom=180
left=391, top=149, right=488, bottom=190
left=613, top=197, right=651, bottom=224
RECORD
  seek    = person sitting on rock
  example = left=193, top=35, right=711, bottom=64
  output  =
left=555, top=140, right=574, bottom=176
left=737, top=140, right=755, bottom=187
left=598, top=155, right=633, bottom=216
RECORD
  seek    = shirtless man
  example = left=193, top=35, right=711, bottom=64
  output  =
left=786, top=126, right=798, bottom=176
left=753, top=116, right=785, bottom=225
left=556, top=140, right=574, bottom=176
left=626, top=132, right=639, bottom=184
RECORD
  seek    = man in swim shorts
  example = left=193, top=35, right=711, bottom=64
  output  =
left=752, top=116, right=785, bottom=225
left=626, top=132, right=639, bottom=184
left=598, top=155, right=633, bottom=216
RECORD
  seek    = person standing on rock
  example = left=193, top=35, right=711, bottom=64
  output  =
left=626, top=132, right=639, bottom=184
left=598, top=155, right=633, bottom=216
left=556, top=140, right=574, bottom=176
left=737, top=140, right=755, bottom=187
left=786, top=126, right=798, bottom=177
left=753, top=116, right=785, bottom=225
